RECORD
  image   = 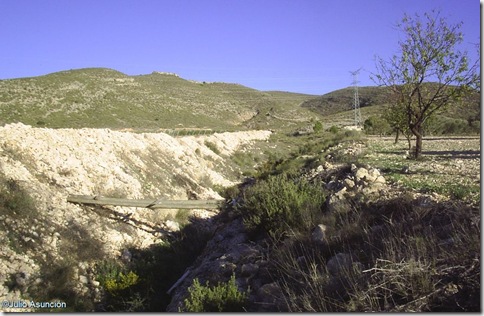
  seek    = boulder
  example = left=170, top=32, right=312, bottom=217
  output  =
left=164, top=220, right=180, bottom=232
left=374, top=175, right=386, bottom=184
left=343, top=178, right=355, bottom=189
left=366, top=168, right=380, bottom=182
left=355, top=168, right=369, bottom=182
left=350, top=164, right=358, bottom=173
left=334, top=187, right=347, bottom=199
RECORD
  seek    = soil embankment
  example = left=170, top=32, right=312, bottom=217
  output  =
left=0, top=123, right=271, bottom=309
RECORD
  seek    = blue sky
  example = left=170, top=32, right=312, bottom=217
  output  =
left=0, top=0, right=480, bottom=94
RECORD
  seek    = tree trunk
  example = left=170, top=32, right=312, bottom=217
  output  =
left=411, top=124, right=424, bottom=159
left=415, top=134, right=423, bottom=159
left=394, top=129, right=400, bottom=144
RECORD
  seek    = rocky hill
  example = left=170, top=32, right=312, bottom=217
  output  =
left=0, top=68, right=318, bottom=132
left=0, top=123, right=271, bottom=311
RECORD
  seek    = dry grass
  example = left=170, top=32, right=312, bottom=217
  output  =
left=271, top=194, right=480, bottom=312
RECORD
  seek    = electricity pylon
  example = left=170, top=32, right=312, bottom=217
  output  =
left=350, top=68, right=362, bottom=127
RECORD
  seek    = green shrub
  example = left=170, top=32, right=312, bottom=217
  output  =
left=328, top=125, right=340, bottom=134
left=237, top=174, right=326, bottom=238
left=182, top=274, right=248, bottom=312
left=104, top=271, right=140, bottom=295
left=204, top=141, right=221, bottom=155
left=363, top=115, right=391, bottom=136
left=97, top=260, right=139, bottom=296
left=95, top=259, right=145, bottom=311
left=313, top=121, right=323, bottom=133
left=96, top=259, right=124, bottom=287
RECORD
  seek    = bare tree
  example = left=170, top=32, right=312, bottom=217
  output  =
left=373, top=10, right=479, bottom=159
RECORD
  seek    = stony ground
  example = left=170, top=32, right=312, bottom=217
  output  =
left=1, top=127, right=479, bottom=311
left=166, top=134, right=481, bottom=312
left=359, top=136, right=480, bottom=204
left=0, top=123, right=271, bottom=311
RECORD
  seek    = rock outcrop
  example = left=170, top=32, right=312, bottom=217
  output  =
left=166, top=162, right=388, bottom=312
left=0, top=123, right=271, bottom=310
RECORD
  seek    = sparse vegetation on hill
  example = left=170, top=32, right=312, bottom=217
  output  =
left=303, top=84, right=479, bottom=136
left=301, top=86, right=389, bottom=116
left=0, top=67, right=478, bottom=138
left=0, top=68, right=317, bottom=132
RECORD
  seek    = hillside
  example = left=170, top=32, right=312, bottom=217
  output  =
left=1, top=68, right=478, bottom=134
left=301, top=86, right=389, bottom=116
left=301, top=84, right=480, bottom=130
left=0, top=68, right=318, bottom=132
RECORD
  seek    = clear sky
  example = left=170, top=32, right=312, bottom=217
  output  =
left=0, top=0, right=480, bottom=95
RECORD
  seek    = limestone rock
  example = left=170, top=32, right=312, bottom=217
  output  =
left=79, top=275, right=88, bottom=284
left=343, top=178, right=355, bottom=189
left=374, top=175, right=386, bottom=184
left=334, top=187, right=347, bottom=199
left=164, top=220, right=180, bottom=232
left=366, top=168, right=380, bottom=182
left=355, top=168, right=369, bottom=182
left=350, top=164, right=358, bottom=173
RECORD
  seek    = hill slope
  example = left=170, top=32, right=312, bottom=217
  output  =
left=301, top=84, right=480, bottom=130
left=301, top=86, right=389, bottom=116
left=0, top=68, right=318, bottom=132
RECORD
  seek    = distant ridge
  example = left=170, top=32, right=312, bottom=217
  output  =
left=0, top=68, right=319, bottom=131
left=1, top=68, right=478, bottom=132
left=301, top=86, right=389, bottom=116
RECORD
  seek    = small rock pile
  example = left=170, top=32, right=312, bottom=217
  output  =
left=309, top=162, right=387, bottom=201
